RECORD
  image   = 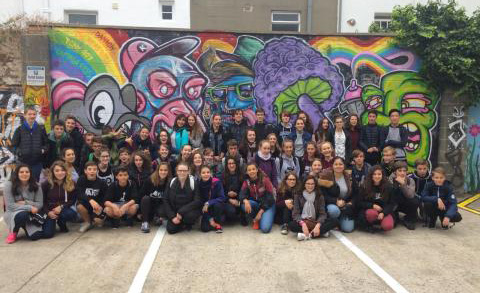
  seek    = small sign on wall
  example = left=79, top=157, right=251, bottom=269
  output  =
left=26, top=66, right=45, bottom=86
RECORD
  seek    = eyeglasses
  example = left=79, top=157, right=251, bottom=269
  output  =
left=206, top=82, right=254, bottom=102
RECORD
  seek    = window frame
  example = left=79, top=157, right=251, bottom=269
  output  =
left=65, top=10, right=98, bottom=25
left=159, top=1, right=175, bottom=20
left=374, top=12, right=392, bottom=30
left=271, top=11, right=301, bottom=32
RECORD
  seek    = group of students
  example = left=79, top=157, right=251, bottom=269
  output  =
left=4, top=106, right=462, bottom=244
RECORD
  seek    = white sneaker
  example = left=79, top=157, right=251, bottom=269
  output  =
left=321, top=231, right=330, bottom=238
left=79, top=222, right=92, bottom=233
left=297, top=233, right=307, bottom=241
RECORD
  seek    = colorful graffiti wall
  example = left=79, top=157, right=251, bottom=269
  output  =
left=466, top=105, right=480, bottom=193
left=49, top=28, right=440, bottom=169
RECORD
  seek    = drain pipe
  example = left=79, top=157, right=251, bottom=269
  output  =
left=307, top=0, right=312, bottom=33
left=337, top=0, right=342, bottom=33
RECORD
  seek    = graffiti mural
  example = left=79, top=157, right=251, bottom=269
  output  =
left=446, top=106, right=467, bottom=188
left=466, top=105, right=480, bottom=193
left=49, top=28, right=441, bottom=168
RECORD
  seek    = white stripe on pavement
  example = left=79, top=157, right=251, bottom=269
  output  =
left=128, top=226, right=166, bottom=293
left=332, top=231, right=409, bottom=293
left=0, top=216, right=3, bottom=222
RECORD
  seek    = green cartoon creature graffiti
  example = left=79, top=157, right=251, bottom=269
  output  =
left=361, top=71, right=440, bottom=170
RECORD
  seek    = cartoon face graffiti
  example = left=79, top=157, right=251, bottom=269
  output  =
left=360, top=71, right=440, bottom=169
left=52, top=75, right=150, bottom=134
left=120, top=37, right=207, bottom=134
left=198, top=47, right=257, bottom=126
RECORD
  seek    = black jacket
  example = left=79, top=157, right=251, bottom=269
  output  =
left=359, top=123, right=381, bottom=151
left=11, top=121, right=48, bottom=165
left=67, top=127, right=84, bottom=167
left=46, top=133, right=74, bottom=168
left=227, top=119, right=248, bottom=143
left=357, top=183, right=395, bottom=216
left=164, top=176, right=202, bottom=219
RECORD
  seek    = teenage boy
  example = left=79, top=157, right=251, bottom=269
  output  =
left=381, top=109, right=407, bottom=161
left=381, top=146, right=396, bottom=177
left=46, top=120, right=73, bottom=168
left=220, top=139, right=245, bottom=172
left=359, top=110, right=382, bottom=165
left=390, top=161, right=418, bottom=230
left=118, top=147, right=132, bottom=167
left=421, top=167, right=462, bottom=229
left=351, top=150, right=371, bottom=185
left=64, top=115, right=84, bottom=167
left=275, top=111, right=293, bottom=144
left=408, top=158, right=432, bottom=222
left=87, top=136, right=103, bottom=163
left=11, top=106, right=48, bottom=180
left=76, top=162, right=108, bottom=233
left=80, top=133, right=95, bottom=169
left=227, top=109, right=248, bottom=143
left=253, top=108, right=274, bottom=143
left=104, top=166, right=139, bottom=228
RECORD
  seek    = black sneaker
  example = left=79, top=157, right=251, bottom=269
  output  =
left=428, top=217, right=436, bottom=229
left=240, top=214, right=248, bottom=226
left=185, top=224, right=193, bottom=231
left=403, top=220, right=416, bottom=230
left=111, top=219, right=120, bottom=229
left=58, top=221, right=69, bottom=233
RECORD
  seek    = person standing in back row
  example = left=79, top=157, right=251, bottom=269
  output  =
left=11, top=106, right=48, bottom=180
left=381, top=109, right=407, bottom=161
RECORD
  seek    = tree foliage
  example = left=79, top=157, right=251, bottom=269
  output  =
left=390, top=0, right=480, bottom=106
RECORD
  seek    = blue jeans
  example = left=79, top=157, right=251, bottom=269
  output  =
left=44, top=207, right=78, bottom=237
left=30, top=163, right=43, bottom=181
left=327, top=204, right=354, bottom=233
left=241, top=200, right=275, bottom=233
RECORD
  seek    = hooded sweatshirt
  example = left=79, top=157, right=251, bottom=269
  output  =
left=198, top=177, right=227, bottom=206
left=255, top=151, right=278, bottom=188
left=408, top=171, right=432, bottom=195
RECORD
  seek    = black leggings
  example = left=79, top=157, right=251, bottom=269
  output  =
left=276, top=205, right=293, bottom=225
left=288, top=218, right=339, bottom=237
left=140, top=196, right=164, bottom=221
left=166, top=209, right=201, bottom=234
left=396, top=196, right=419, bottom=222
left=13, top=211, right=48, bottom=240
left=200, top=203, right=225, bottom=232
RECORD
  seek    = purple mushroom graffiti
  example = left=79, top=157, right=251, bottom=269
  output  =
left=253, top=37, right=344, bottom=128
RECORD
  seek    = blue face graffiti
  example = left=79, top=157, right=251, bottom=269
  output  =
left=120, top=37, right=207, bottom=134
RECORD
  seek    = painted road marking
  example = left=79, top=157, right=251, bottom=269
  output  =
left=128, top=226, right=166, bottom=293
left=332, top=231, right=409, bottom=293
left=458, top=194, right=480, bottom=215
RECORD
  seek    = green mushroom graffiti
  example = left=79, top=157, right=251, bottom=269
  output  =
left=361, top=71, right=440, bottom=169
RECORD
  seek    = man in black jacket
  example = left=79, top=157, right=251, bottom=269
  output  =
left=381, top=109, right=407, bottom=161
left=227, top=109, right=248, bottom=143
left=46, top=119, right=74, bottom=168
left=359, top=110, right=382, bottom=165
left=11, top=106, right=47, bottom=180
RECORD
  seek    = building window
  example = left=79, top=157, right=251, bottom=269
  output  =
left=65, top=11, right=98, bottom=25
left=272, top=11, right=300, bottom=32
left=159, top=1, right=174, bottom=20
left=374, top=13, right=392, bottom=30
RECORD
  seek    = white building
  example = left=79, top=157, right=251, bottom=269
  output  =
left=0, top=0, right=190, bottom=29
left=340, top=0, right=479, bottom=33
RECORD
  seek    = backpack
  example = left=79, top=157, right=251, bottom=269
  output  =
left=278, top=156, right=298, bottom=173
left=170, top=175, right=195, bottom=190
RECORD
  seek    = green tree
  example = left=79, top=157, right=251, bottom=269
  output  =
left=390, top=0, right=480, bottom=106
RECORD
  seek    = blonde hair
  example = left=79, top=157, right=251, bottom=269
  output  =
left=47, top=160, right=75, bottom=192
left=383, top=146, right=396, bottom=155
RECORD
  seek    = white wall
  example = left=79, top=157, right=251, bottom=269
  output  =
left=340, top=0, right=479, bottom=33
left=0, top=0, right=190, bottom=29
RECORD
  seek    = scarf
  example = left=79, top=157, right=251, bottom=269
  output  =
left=257, top=150, right=271, bottom=161
left=301, top=190, right=316, bottom=220
left=172, top=127, right=189, bottom=151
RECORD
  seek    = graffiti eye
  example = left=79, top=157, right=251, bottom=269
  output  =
left=148, top=70, right=177, bottom=99
left=90, top=91, right=114, bottom=127
left=401, top=94, right=431, bottom=114
left=184, top=77, right=206, bottom=100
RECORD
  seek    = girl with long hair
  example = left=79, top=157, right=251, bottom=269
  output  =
left=314, top=117, right=331, bottom=144
left=267, top=132, right=281, bottom=159
left=170, top=114, right=189, bottom=154
left=222, top=156, right=245, bottom=224
left=198, top=165, right=227, bottom=233
left=187, top=114, right=204, bottom=149
left=346, top=114, right=361, bottom=152
left=239, top=128, right=257, bottom=163
left=239, top=163, right=276, bottom=233
left=4, top=164, right=45, bottom=243
left=302, top=141, right=320, bottom=177
left=289, top=175, right=339, bottom=241
left=357, top=165, right=395, bottom=232
left=140, top=162, right=172, bottom=233
left=42, top=161, right=78, bottom=236
left=276, top=172, right=300, bottom=235
left=128, top=150, right=152, bottom=188
left=328, top=116, right=352, bottom=163
left=62, top=147, right=79, bottom=182
left=319, top=157, right=357, bottom=233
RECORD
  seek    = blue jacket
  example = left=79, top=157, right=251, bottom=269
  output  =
left=421, top=181, right=458, bottom=219
left=288, top=130, right=312, bottom=148
left=198, top=177, right=227, bottom=206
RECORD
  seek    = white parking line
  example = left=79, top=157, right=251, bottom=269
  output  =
left=332, top=231, right=409, bottom=293
left=0, top=216, right=3, bottom=222
left=128, top=226, right=166, bottom=293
